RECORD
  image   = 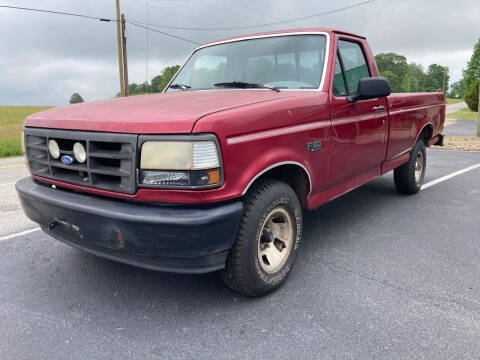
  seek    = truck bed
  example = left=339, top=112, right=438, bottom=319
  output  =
left=385, top=92, right=445, bottom=162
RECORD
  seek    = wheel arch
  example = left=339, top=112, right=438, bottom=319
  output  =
left=414, top=122, right=434, bottom=147
left=242, top=161, right=312, bottom=208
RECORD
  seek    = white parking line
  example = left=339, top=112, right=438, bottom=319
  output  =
left=422, top=163, right=480, bottom=190
left=0, top=228, right=40, bottom=243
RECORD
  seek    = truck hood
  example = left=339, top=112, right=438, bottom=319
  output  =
left=24, top=90, right=302, bottom=134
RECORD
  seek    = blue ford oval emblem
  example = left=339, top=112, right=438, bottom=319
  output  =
left=60, top=155, right=74, bottom=165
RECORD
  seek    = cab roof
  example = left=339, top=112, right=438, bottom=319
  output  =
left=200, top=28, right=366, bottom=48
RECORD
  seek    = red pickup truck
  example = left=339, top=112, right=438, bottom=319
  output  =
left=17, top=28, right=445, bottom=296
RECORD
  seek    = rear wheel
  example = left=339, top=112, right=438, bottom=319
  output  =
left=394, top=139, right=426, bottom=194
left=220, top=179, right=302, bottom=297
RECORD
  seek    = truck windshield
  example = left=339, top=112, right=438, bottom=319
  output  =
left=167, top=34, right=327, bottom=91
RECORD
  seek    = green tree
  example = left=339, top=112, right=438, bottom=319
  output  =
left=115, top=65, right=181, bottom=97
left=151, top=65, right=181, bottom=93
left=424, top=64, right=449, bottom=93
left=406, top=63, right=425, bottom=91
left=401, top=74, right=412, bottom=92
left=162, top=65, right=181, bottom=91
left=133, top=82, right=150, bottom=95
left=69, top=93, right=84, bottom=104
left=449, top=79, right=465, bottom=98
left=128, top=83, right=138, bottom=95
left=410, top=77, right=419, bottom=93
left=380, top=70, right=402, bottom=92
left=463, top=38, right=480, bottom=91
left=465, top=80, right=479, bottom=111
left=375, top=53, right=408, bottom=79
left=374, top=53, right=451, bottom=93
left=151, top=75, right=164, bottom=93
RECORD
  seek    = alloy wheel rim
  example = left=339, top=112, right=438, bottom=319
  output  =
left=415, top=151, right=424, bottom=185
left=257, top=207, right=294, bottom=274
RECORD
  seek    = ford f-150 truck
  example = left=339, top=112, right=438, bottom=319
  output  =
left=17, top=28, right=445, bottom=296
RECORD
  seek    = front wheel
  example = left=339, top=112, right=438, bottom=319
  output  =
left=394, top=139, right=426, bottom=194
left=220, top=179, right=303, bottom=297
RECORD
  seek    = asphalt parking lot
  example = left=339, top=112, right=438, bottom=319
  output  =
left=444, top=118, right=478, bottom=136
left=1, top=149, right=480, bottom=360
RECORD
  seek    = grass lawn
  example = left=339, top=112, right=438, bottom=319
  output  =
left=0, top=106, right=52, bottom=157
left=445, top=98, right=464, bottom=105
left=448, top=108, right=479, bottom=121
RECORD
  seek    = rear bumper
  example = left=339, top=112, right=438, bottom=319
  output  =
left=16, top=177, right=243, bottom=273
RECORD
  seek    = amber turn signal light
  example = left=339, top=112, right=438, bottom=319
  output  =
left=207, top=169, right=220, bottom=185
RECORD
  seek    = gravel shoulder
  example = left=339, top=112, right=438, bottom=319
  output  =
left=433, top=136, right=480, bottom=152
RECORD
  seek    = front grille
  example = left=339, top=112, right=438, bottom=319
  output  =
left=24, top=128, right=137, bottom=194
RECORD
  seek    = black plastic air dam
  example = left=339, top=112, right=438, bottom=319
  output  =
left=16, top=177, right=243, bottom=273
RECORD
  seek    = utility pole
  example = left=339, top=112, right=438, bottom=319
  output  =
left=146, top=0, right=149, bottom=94
left=442, top=67, right=447, bottom=94
left=477, top=81, right=480, bottom=137
left=116, top=0, right=125, bottom=97
left=121, top=14, right=129, bottom=96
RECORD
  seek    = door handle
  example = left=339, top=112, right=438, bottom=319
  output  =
left=372, top=105, right=385, bottom=112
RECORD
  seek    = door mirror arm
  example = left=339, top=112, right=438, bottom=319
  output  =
left=347, top=94, right=361, bottom=103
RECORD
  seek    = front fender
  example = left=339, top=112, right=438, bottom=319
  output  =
left=222, top=142, right=314, bottom=198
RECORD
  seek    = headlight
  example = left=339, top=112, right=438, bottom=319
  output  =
left=139, top=137, right=222, bottom=188
left=141, top=141, right=219, bottom=170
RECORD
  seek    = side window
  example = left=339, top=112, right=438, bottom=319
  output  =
left=333, top=55, right=347, bottom=96
left=338, top=40, right=370, bottom=94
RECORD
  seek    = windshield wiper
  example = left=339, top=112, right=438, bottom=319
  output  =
left=169, top=83, right=191, bottom=90
left=214, top=81, right=280, bottom=92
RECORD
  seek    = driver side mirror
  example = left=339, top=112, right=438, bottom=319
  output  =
left=347, top=77, right=391, bottom=102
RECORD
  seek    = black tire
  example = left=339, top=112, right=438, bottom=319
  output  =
left=394, top=139, right=426, bottom=194
left=220, top=179, right=303, bottom=297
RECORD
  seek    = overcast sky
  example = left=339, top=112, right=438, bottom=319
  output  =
left=0, top=0, right=478, bottom=105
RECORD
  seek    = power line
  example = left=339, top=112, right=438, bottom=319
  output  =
left=126, top=0, right=204, bottom=24
left=196, top=0, right=267, bottom=29
left=277, top=0, right=376, bottom=24
left=196, top=0, right=299, bottom=30
left=127, top=0, right=376, bottom=31
left=0, top=4, right=116, bottom=22
left=1, top=1, right=376, bottom=44
left=226, top=0, right=299, bottom=28
left=0, top=4, right=201, bottom=45
left=146, top=0, right=149, bottom=91
left=127, top=21, right=201, bottom=44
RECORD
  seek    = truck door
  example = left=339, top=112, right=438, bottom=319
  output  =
left=328, top=39, right=388, bottom=193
